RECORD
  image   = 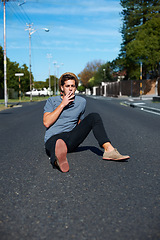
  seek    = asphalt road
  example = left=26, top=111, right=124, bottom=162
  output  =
left=0, top=96, right=160, bottom=240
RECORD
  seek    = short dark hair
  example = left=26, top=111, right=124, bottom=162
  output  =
left=59, top=72, right=79, bottom=89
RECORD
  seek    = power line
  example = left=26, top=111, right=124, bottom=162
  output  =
left=9, top=2, right=32, bottom=25
left=2, top=0, right=51, bottom=84
left=8, top=2, right=27, bottom=25
left=18, top=3, right=32, bottom=24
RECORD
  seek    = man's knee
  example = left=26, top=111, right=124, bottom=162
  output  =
left=85, top=113, right=102, bottom=126
left=87, top=112, right=101, bottom=121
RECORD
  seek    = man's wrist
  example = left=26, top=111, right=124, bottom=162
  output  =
left=60, top=102, right=65, bottom=109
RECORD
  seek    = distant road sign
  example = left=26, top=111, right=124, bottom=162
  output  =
left=15, top=73, right=24, bottom=76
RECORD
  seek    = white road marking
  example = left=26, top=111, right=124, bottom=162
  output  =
left=140, top=108, right=160, bottom=116
left=133, top=102, right=145, bottom=105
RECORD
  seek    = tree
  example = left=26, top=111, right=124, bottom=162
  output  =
left=34, top=81, right=48, bottom=90
left=20, top=64, right=30, bottom=93
left=94, top=62, right=113, bottom=86
left=88, top=77, right=95, bottom=88
left=7, top=60, right=20, bottom=91
left=45, top=75, right=58, bottom=91
left=120, top=0, right=160, bottom=47
left=126, top=15, right=160, bottom=79
left=120, top=0, right=160, bottom=79
left=7, top=60, right=32, bottom=93
left=0, top=46, right=4, bottom=89
left=78, top=60, right=103, bottom=87
left=0, top=45, right=31, bottom=94
left=77, top=85, right=85, bottom=92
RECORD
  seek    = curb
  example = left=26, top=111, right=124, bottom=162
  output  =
left=125, top=102, right=160, bottom=114
left=153, top=96, right=160, bottom=102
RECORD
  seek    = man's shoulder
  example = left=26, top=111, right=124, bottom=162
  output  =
left=75, top=95, right=86, bottom=104
left=47, top=96, right=60, bottom=103
left=44, top=96, right=61, bottom=112
left=45, top=96, right=61, bottom=109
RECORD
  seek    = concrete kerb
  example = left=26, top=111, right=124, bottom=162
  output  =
left=86, top=94, right=160, bottom=114
left=128, top=103, right=160, bottom=113
left=123, top=97, right=160, bottom=114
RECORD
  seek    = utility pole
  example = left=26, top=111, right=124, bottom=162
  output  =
left=3, top=0, right=9, bottom=107
left=15, top=73, right=24, bottom=102
left=25, top=24, right=49, bottom=101
left=2, top=0, right=24, bottom=106
left=26, top=23, right=33, bottom=101
left=140, top=61, right=142, bottom=100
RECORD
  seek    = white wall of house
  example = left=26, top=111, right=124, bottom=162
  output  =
left=85, top=88, right=91, bottom=95
left=93, top=87, right=98, bottom=95
left=101, top=82, right=108, bottom=96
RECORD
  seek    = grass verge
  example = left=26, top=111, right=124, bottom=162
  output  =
left=0, top=96, right=49, bottom=111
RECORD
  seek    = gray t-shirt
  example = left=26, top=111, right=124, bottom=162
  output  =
left=44, top=95, right=86, bottom=142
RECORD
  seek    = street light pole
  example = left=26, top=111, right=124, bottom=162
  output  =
left=3, top=0, right=8, bottom=107
left=102, top=69, right=106, bottom=96
left=25, top=23, right=49, bottom=101
left=56, top=63, right=64, bottom=95
left=25, top=23, right=34, bottom=101
left=53, top=61, right=57, bottom=96
left=56, top=65, right=60, bottom=95
left=28, top=24, right=32, bottom=101
left=47, top=53, right=52, bottom=96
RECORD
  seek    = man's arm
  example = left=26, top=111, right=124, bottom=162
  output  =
left=43, top=92, right=75, bottom=128
left=43, top=103, right=64, bottom=128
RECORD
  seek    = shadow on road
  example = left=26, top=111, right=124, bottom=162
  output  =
left=74, top=146, right=129, bottom=162
left=0, top=112, right=12, bottom=114
left=74, top=146, right=103, bottom=156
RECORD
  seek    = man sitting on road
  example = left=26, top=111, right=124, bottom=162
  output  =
left=43, top=72, right=130, bottom=172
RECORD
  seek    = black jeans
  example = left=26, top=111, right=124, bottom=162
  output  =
left=45, top=113, right=111, bottom=165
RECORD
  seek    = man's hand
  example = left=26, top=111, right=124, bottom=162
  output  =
left=61, top=91, right=75, bottom=107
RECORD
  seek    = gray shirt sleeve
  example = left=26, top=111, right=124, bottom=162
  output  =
left=44, top=97, right=55, bottom=113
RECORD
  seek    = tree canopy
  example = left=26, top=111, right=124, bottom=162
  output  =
left=44, top=75, right=58, bottom=91
left=119, top=0, right=160, bottom=79
left=0, top=46, right=4, bottom=89
left=78, top=1, right=160, bottom=88
left=78, top=60, right=103, bottom=87
left=93, top=62, right=113, bottom=86
left=0, top=45, right=31, bottom=94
